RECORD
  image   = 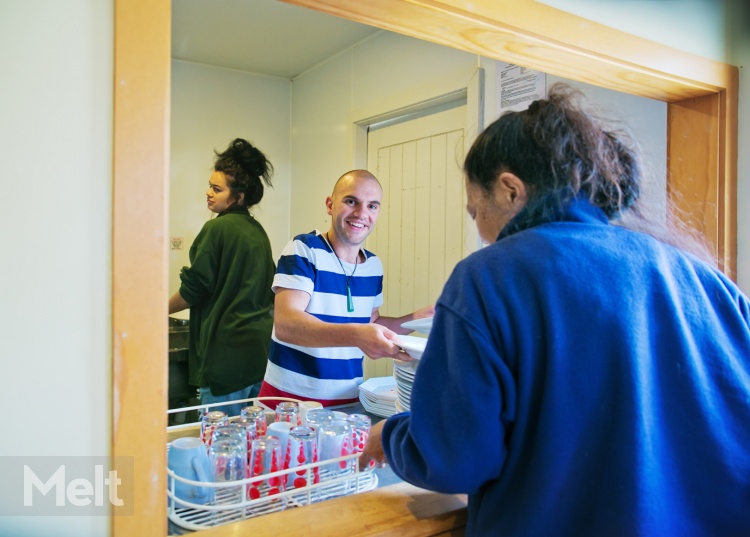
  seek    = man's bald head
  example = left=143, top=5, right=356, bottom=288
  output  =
left=331, top=170, right=381, bottom=197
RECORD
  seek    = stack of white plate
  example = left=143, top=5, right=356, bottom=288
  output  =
left=358, top=376, right=399, bottom=417
left=393, top=359, right=418, bottom=412
left=392, top=318, right=433, bottom=412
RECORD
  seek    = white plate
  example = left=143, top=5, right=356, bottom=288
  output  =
left=395, top=335, right=428, bottom=360
left=394, top=361, right=418, bottom=379
left=400, top=317, right=433, bottom=334
left=359, top=377, right=398, bottom=400
left=359, top=397, right=398, bottom=418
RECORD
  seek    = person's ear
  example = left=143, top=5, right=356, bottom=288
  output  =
left=495, top=172, right=527, bottom=206
left=325, top=196, right=333, bottom=216
left=236, top=192, right=245, bottom=206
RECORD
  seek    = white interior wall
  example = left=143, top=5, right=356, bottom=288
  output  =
left=290, top=33, right=666, bottom=256
left=170, top=61, right=292, bottom=295
left=0, top=1, right=112, bottom=536
left=290, top=32, right=478, bottom=237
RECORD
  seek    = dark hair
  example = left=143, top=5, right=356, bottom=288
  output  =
left=464, top=83, right=714, bottom=265
left=214, top=138, right=273, bottom=207
left=464, top=83, right=640, bottom=221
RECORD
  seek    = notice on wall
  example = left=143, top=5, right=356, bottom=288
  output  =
left=497, top=62, right=546, bottom=113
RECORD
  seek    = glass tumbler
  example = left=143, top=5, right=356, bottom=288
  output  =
left=240, top=405, right=268, bottom=436
left=284, top=426, right=319, bottom=490
left=304, top=408, right=334, bottom=431
left=208, top=437, right=247, bottom=503
left=346, top=413, right=373, bottom=469
left=317, top=419, right=354, bottom=476
left=201, top=410, right=228, bottom=449
left=274, top=401, right=301, bottom=425
left=210, top=423, right=246, bottom=447
left=248, top=435, right=286, bottom=505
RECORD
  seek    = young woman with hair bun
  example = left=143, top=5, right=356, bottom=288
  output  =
left=169, top=138, right=275, bottom=417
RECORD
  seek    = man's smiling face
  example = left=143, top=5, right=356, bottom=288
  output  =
left=327, top=171, right=382, bottom=251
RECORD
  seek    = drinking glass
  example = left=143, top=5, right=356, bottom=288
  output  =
left=284, top=426, right=319, bottom=490
left=240, top=405, right=268, bottom=436
left=209, top=437, right=247, bottom=503
left=304, top=408, right=334, bottom=431
left=274, top=401, right=301, bottom=425
left=346, top=413, right=373, bottom=469
left=210, top=423, right=246, bottom=447
left=201, top=410, right=228, bottom=449
left=247, top=435, right=286, bottom=506
left=317, top=419, right=354, bottom=476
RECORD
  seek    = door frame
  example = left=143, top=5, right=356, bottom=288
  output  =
left=113, top=1, right=737, bottom=535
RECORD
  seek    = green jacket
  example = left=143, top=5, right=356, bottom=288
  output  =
left=179, top=205, right=275, bottom=396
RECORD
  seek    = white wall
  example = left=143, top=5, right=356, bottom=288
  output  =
left=0, top=1, right=112, bottom=536
left=290, top=32, right=666, bottom=250
left=290, top=32, right=478, bottom=237
left=170, top=61, right=292, bottom=295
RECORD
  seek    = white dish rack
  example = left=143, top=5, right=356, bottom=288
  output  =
left=167, top=397, right=378, bottom=531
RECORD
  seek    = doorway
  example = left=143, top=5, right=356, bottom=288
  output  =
left=364, top=104, right=468, bottom=379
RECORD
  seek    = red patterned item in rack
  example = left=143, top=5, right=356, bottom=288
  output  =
left=208, top=437, right=246, bottom=502
left=317, top=419, right=354, bottom=473
left=346, top=414, right=374, bottom=468
left=304, top=408, right=335, bottom=432
left=210, top=423, right=246, bottom=447
left=233, top=417, right=260, bottom=459
left=200, top=411, right=228, bottom=449
left=267, top=421, right=295, bottom=456
left=284, top=426, right=319, bottom=489
left=240, top=405, right=268, bottom=436
left=274, top=401, right=301, bottom=425
left=248, top=435, right=286, bottom=503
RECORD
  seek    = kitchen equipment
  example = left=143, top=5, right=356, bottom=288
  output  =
left=167, top=397, right=377, bottom=531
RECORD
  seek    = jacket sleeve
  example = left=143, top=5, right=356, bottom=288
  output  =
left=179, top=223, right=219, bottom=306
left=381, top=270, right=516, bottom=494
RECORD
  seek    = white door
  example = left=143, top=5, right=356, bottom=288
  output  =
left=365, top=104, right=467, bottom=379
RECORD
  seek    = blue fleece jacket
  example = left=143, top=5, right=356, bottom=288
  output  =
left=383, top=198, right=750, bottom=536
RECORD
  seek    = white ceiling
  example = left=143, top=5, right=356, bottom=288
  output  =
left=172, top=0, right=382, bottom=79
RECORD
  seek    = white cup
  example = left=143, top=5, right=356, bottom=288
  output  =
left=167, top=436, right=213, bottom=505
left=267, top=421, right=296, bottom=454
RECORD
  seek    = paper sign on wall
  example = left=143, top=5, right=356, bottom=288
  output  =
left=497, top=62, right=546, bottom=113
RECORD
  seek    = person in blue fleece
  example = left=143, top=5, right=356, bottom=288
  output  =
left=360, top=83, right=750, bottom=537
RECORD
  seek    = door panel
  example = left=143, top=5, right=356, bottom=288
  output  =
left=365, top=105, right=466, bottom=379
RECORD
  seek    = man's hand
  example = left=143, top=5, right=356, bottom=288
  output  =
left=354, top=323, right=406, bottom=359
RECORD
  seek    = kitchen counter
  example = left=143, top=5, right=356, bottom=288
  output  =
left=185, top=482, right=467, bottom=536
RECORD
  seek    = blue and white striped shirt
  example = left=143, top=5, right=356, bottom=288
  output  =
left=264, top=231, right=384, bottom=402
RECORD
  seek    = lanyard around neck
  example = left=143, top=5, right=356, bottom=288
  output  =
left=326, top=233, right=358, bottom=312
